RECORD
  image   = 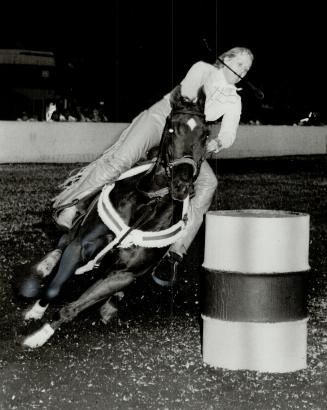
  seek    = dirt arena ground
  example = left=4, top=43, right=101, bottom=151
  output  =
left=0, top=155, right=326, bottom=409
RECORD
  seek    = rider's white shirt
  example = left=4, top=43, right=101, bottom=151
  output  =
left=170, top=61, right=242, bottom=149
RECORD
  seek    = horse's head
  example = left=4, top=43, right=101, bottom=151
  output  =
left=160, top=85, right=208, bottom=201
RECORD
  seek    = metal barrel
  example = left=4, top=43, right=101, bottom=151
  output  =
left=202, top=210, right=310, bottom=373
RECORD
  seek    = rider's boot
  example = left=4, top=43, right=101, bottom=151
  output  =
left=152, top=251, right=183, bottom=287
left=54, top=205, right=78, bottom=230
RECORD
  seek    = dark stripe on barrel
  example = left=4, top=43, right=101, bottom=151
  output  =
left=202, top=268, right=309, bottom=322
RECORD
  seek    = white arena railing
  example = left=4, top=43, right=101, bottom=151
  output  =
left=0, top=121, right=326, bottom=163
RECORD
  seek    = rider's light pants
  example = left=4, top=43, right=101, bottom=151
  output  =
left=53, top=97, right=217, bottom=256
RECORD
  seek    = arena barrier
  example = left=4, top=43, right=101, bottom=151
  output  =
left=202, top=210, right=310, bottom=373
left=0, top=121, right=128, bottom=163
left=0, top=121, right=326, bottom=163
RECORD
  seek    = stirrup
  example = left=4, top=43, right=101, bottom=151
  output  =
left=152, top=252, right=183, bottom=287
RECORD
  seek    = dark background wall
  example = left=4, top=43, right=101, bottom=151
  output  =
left=0, top=0, right=325, bottom=123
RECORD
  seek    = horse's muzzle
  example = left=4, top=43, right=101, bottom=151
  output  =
left=171, top=163, right=195, bottom=201
left=171, top=179, right=194, bottom=201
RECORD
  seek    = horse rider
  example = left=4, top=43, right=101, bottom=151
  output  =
left=52, top=47, right=254, bottom=283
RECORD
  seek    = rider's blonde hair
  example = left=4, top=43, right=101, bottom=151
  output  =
left=213, top=47, right=254, bottom=68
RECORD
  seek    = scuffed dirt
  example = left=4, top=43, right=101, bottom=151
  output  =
left=0, top=156, right=326, bottom=409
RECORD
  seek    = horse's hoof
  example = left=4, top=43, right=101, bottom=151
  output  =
left=22, top=323, right=55, bottom=348
left=100, top=300, right=118, bottom=324
left=19, top=275, right=42, bottom=298
left=23, top=300, right=48, bottom=321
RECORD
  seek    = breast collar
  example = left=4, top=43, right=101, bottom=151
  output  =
left=98, top=183, right=189, bottom=249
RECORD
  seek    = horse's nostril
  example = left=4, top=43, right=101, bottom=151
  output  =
left=173, top=181, right=190, bottom=197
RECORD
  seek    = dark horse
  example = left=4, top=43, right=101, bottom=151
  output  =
left=21, top=85, right=208, bottom=348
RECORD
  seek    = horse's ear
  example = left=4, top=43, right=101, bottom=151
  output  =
left=170, top=85, right=182, bottom=107
left=196, top=86, right=206, bottom=112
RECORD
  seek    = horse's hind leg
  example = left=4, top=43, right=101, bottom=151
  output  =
left=20, top=233, right=71, bottom=301
left=100, top=291, right=125, bottom=324
left=58, top=271, right=134, bottom=325
left=22, top=271, right=134, bottom=348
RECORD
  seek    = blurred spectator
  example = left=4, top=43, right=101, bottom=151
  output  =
left=17, top=97, right=111, bottom=122
left=88, top=102, right=109, bottom=122
left=97, top=101, right=109, bottom=122
left=50, top=109, right=66, bottom=122
left=46, top=102, right=57, bottom=121
left=63, top=108, right=77, bottom=122
left=73, top=105, right=87, bottom=122
left=17, top=111, right=30, bottom=121
left=298, top=111, right=321, bottom=126
left=91, top=108, right=102, bottom=122
left=17, top=111, right=38, bottom=121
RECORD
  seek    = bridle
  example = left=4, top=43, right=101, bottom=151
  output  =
left=159, top=109, right=207, bottom=181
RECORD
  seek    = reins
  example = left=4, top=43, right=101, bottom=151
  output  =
left=75, top=196, right=162, bottom=274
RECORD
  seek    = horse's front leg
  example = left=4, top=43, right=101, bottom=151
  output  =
left=33, top=232, right=73, bottom=278
left=19, top=232, right=72, bottom=301
left=22, top=270, right=134, bottom=348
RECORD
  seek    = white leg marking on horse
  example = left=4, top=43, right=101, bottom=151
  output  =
left=22, top=323, right=55, bottom=348
left=35, top=249, right=62, bottom=277
left=23, top=300, right=48, bottom=321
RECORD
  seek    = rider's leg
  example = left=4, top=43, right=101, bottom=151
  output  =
left=53, top=98, right=171, bottom=228
left=55, top=205, right=79, bottom=230
left=170, top=160, right=217, bottom=255
left=153, top=161, right=217, bottom=283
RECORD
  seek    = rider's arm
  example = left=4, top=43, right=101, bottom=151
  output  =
left=180, top=61, right=210, bottom=100
left=207, top=101, right=241, bottom=153
left=217, top=100, right=241, bottom=149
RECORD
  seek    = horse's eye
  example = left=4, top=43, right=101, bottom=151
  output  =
left=169, top=128, right=174, bottom=133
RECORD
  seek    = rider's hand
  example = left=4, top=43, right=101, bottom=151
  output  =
left=207, top=139, right=223, bottom=153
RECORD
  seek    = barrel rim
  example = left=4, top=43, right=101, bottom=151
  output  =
left=206, top=209, right=310, bottom=218
left=201, top=314, right=309, bottom=325
left=201, top=266, right=311, bottom=276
